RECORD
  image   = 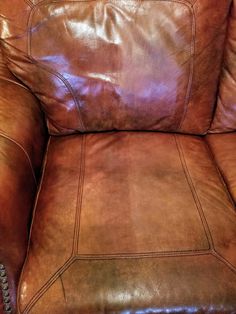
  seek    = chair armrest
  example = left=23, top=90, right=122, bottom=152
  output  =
left=0, top=49, right=47, bottom=313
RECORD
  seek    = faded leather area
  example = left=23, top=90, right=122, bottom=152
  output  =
left=0, top=0, right=231, bottom=135
left=18, top=132, right=236, bottom=313
left=211, top=0, right=236, bottom=133
left=207, top=133, right=236, bottom=204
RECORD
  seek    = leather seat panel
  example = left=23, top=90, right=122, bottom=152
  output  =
left=18, top=132, right=236, bottom=313
left=78, top=132, right=208, bottom=255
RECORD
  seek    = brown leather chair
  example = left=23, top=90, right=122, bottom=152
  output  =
left=0, top=0, right=236, bottom=313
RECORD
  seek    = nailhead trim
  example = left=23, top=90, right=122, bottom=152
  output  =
left=0, top=264, right=12, bottom=314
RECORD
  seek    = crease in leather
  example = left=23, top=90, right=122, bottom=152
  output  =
left=59, top=275, right=67, bottom=307
left=72, top=134, right=86, bottom=255
left=6, top=48, right=84, bottom=134
left=0, top=131, right=37, bottom=184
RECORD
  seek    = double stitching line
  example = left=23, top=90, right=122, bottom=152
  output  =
left=0, top=131, right=37, bottom=184
left=175, top=134, right=236, bottom=275
left=27, top=5, right=86, bottom=132
left=174, top=134, right=213, bottom=249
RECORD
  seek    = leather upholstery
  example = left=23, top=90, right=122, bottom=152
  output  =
left=0, top=49, right=46, bottom=313
left=207, top=133, right=236, bottom=203
left=211, top=0, right=236, bottom=132
left=0, top=0, right=231, bottom=135
left=18, top=132, right=236, bottom=313
left=0, top=1, right=236, bottom=313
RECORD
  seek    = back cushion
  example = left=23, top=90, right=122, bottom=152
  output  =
left=0, top=0, right=231, bottom=135
left=210, top=0, right=236, bottom=133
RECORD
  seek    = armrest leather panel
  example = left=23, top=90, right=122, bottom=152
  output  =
left=0, top=48, right=47, bottom=314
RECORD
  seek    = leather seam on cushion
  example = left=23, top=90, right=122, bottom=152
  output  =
left=22, top=256, right=75, bottom=314
left=27, top=0, right=195, bottom=6
left=22, top=135, right=87, bottom=313
left=178, top=3, right=196, bottom=131
left=24, top=0, right=34, bottom=8
left=211, top=251, right=236, bottom=275
left=71, top=250, right=211, bottom=259
left=0, top=76, right=29, bottom=91
left=23, top=251, right=214, bottom=313
left=27, top=5, right=86, bottom=132
left=204, top=138, right=235, bottom=207
left=17, top=137, right=51, bottom=314
left=0, top=131, right=37, bottom=184
left=174, top=135, right=213, bottom=250
left=72, top=135, right=86, bottom=255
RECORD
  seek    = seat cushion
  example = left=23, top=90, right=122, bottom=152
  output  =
left=18, top=132, right=236, bottom=313
left=0, top=0, right=231, bottom=135
left=207, top=132, right=236, bottom=204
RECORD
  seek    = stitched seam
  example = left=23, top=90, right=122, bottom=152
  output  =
left=23, top=135, right=86, bottom=312
left=27, top=6, right=86, bottom=132
left=24, top=0, right=34, bottom=8
left=74, top=250, right=210, bottom=259
left=174, top=135, right=213, bottom=249
left=23, top=256, right=75, bottom=313
left=211, top=251, right=236, bottom=275
left=32, top=0, right=194, bottom=7
left=178, top=3, right=196, bottom=130
left=0, top=131, right=37, bottom=184
left=205, top=137, right=236, bottom=207
left=72, top=135, right=86, bottom=255
left=18, top=137, right=51, bottom=314
left=0, top=76, right=29, bottom=91
left=23, top=251, right=213, bottom=312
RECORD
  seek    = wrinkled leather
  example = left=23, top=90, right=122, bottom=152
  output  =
left=207, top=133, right=236, bottom=203
left=0, top=48, right=46, bottom=313
left=18, top=132, right=236, bottom=313
left=211, top=0, right=236, bottom=132
left=0, top=0, right=231, bottom=135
